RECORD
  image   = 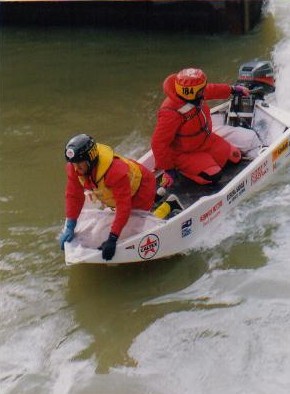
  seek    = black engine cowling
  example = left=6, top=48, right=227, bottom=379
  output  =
left=228, top=60, right=275, bottom=127
left=236, top=60, right=275, bottom=95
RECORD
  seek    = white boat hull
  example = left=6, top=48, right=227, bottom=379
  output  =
left=65, top=99, right=290, bottom=266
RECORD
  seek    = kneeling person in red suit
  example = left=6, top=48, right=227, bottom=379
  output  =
left=151, top=68, right=249, bottom=187
left=60, top=134, right=156, bottom=260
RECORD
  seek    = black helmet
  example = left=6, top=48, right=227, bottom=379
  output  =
left=65, top=134, right=99, bottom=166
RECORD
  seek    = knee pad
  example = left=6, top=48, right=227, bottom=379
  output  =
left=194, top=165, right=222, bottom=185
left=229, top=145, right=241, bottom=164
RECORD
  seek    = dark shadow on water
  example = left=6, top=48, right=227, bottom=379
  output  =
left=66, top=253, right=208, bottom=373
left=65, top=226, right=270, bottom=373
left=202, top=234, right=270, bottom=273
left=221, top=241, right=267, bottom=270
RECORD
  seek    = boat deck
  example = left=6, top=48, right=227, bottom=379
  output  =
left=156, top=159, right=251, bottom=211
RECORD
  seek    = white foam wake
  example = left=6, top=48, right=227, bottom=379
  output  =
left=268, top=0, right=290, bottom=111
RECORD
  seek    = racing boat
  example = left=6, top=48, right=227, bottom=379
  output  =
left=65, top=60, right=290, bottom=266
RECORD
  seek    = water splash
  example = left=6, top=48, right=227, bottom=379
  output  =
left=267, top=0, right=290, bottom=111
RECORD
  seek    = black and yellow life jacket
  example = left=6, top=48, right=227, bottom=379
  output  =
left=78, top=144, right=142, bottom=208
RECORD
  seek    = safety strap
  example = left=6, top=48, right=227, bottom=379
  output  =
left=160, top=104, right=211, bottom=137
left=177, top=103, right=195, bottom=114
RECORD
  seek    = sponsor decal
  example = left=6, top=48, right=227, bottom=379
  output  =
left=227, top=180, right=247, bottom=205
left=272, top=139, right=289, bottom=172
left=200, top=200, right=223, bottom=226
left=250, top=160, right=269, bottom=185
left=138, top=234, right=160, bottom=260
left=272, top=139, right=289, bottom=162
left=125, top=245, right=135, bottom=250
left=181, top=218, right=192, bottom=238
left=66, top=148, right=75, bottom=159
left=273, top=161, right=279, bottom=171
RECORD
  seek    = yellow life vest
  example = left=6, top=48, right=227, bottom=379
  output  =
left=78, top=143, right=142, bottom=208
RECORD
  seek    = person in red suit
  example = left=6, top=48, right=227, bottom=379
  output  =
left=151, top=68, right=249, bottom=187
left=60, top=134, right=156, bottom=260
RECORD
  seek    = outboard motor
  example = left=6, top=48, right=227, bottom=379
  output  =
left=229, top=60, right=275, bottom=127
left=237, top=60, right=275, bottom=95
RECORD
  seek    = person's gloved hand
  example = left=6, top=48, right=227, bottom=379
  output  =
left=160, top=169, right=177, bottom=188
left=60, top=218, right=77, bottom=250
left=231, top=85, right=250, bottom=97
left=98, top=232, right=118, bottom=261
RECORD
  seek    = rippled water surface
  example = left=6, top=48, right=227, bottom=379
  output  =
left=1, top=1, right=290, bottom=393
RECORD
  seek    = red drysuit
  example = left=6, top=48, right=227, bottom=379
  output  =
left=65, top=158, right=156, bottom=237
left=151, top=74, right=239, bottom=183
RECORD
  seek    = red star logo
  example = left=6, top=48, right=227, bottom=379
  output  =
left=139, top=234, right=159, bottom=259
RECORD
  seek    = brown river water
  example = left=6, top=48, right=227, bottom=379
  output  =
left=1, top=1, right=290, bottom=393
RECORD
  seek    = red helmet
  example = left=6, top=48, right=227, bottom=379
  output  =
left=175, top=68, right=207, bottom=100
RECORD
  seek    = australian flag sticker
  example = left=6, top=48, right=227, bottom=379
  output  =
left=181, top=218, right=192, bottom=238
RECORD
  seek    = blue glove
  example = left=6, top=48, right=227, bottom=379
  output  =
left=98, top=232, right=118, bottom=261
left=60, top=218, right=77, bottom=250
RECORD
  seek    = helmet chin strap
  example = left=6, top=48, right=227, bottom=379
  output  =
left=85, top=160, right=93, bottom=175
left=86, top=157, right=99, bottom=175
left=177, top=94, right=204, bottom=107
left=187, top=97, right=204, bottom=107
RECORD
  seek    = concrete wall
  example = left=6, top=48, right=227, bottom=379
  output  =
left=0, top=1, right=264, bottom=34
